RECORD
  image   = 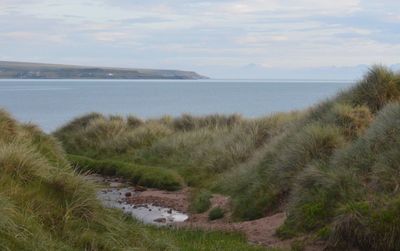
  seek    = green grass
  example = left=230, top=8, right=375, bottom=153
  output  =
left=54, top=111, right=300, bottom=188
left=52, top=65, right=400, bottom=250
left=0, top=109, right=274, bottom=251
left=147, top=226, right=271, bottom=251
left=190, top=189, right=212, bottom=213
left=208, top=207, right=225, bottom=221
left=68, top=154, right=182, bottom=190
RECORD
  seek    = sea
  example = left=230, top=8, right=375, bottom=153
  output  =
left=0, top=79, right=354, bottom=132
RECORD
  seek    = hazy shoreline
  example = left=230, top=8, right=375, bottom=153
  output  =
left=0, top=61, right=208, bottom=80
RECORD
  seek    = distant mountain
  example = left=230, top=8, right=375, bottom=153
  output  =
left=198, top=64, right=400, bottom=80
left=0, top=61, right=207, bottom=80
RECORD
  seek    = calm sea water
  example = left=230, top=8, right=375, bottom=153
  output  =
left=0, top=79, right=354, bottom=132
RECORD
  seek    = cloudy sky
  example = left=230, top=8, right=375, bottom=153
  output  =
left=0, top=0, right=399, bottom=78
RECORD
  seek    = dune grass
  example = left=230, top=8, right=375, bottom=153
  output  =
left=54, top=110, right=300, bottom=188
left=53, top=65, right=400, bottom=250
left=0, top=109, right=274, bottom=251
left=218, top=66, right=400, bottom=249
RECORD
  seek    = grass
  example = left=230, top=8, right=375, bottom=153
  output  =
left=208, top=207, right=225, bottom=221
left=146, top=226, right=273, bottom=251
left=54, top=111, right=300, bottom=188
left=52, top=65, right=400, bottom=250
left=68, top=154, right=182, bottom=190
left=0, top=108, right=274, bottom=251
left=190, top=189, right=212, bottom=213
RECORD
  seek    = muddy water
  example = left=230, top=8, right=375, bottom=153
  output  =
left=88, top=175, right=188, bottom=226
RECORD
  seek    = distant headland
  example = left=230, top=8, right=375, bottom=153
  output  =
left=0, top=61, right=208, bottom=80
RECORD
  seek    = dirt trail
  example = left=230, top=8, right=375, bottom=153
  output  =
left=126, top=188, right=323, bottom=250
left=90, top=175, right=323, bottom=250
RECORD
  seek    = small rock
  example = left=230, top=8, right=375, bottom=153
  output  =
left=154, top=218, right=166, bottom=223
left=167, top=209, right=172, bottom=214
left=125, top=192, right=132, bottom=197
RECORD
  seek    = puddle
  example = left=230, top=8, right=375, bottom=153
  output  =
left=89, top=175, right=189, bottom=226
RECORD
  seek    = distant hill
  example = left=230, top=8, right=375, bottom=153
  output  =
left=0, top=61, right=207, bottom=80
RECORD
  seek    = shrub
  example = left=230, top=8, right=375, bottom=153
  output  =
left=208, top=207, right=224, bottom=221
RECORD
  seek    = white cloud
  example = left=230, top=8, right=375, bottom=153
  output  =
left=220, top=0, right=361, bottom=16
left=0, top=0, right=398, bottom=77
left=1, top=31, right=66, bottom=43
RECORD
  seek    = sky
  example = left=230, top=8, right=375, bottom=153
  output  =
left=0, top=0, right=399, bottom=79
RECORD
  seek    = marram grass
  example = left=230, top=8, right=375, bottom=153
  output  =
left=0, top=108, right=271, bottom=251
left=54, top=65, right=400, bottom=250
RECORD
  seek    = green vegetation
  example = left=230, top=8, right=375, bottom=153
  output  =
left=208, top=207, right=225, bottom=221
left=0, top=109, right=273, bottom=250
left=54, top=111, right=299, bottom=188
left=219, top=66, right=400, bottom=249
left=54, top=65, right=400, bottom=250
left=190, top=190, right=212, bottom=213
left=68, top=154, right=182, bottom=190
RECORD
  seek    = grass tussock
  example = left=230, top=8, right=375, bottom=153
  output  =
left=190, top=189, right=212, bottom=213
left=208, top=207, right=225, bottom=221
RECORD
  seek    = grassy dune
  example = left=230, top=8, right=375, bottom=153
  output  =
left=55, top=112, right=299, bottom=188
left=55, top=65, right=400, bottom=250
left=0, top=109, right=271, bottom=250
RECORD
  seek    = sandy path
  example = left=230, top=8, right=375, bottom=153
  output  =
left=89, top=175, right=324, bottom=250
left=125, top=188, right=322, bottom=250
